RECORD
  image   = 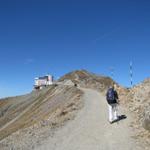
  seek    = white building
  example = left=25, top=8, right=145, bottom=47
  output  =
left=34, top=74, right=53, bottom=90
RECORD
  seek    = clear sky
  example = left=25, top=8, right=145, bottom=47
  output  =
left=0, top=0, right=150, bottom=98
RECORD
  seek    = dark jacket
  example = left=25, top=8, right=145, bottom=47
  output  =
left=106, top=88, right=118, bottom=104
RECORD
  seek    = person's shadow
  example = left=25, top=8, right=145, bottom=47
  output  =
left=112, top=115, right=127, bottom=124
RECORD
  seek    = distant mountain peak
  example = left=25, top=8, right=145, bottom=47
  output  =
left=59, top=69, right=115, bottom=92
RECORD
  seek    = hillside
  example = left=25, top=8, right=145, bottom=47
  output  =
left=125, top=79, right=150, bottom=146
left=0, top=70, right=149, bottom=149
left=36, top=88, right=142, bottom=150
left=59, top=70, right=115, bottom=91
left=0, top=70, right=117, bottom=149
left=59, top=70, right=128, bottom=102
left=0, top=84, right=83, bottom=146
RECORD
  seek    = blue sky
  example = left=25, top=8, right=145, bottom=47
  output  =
left=0, top=0, right=150, bottom=98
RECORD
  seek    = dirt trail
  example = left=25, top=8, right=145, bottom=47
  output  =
left=36, top=88, right=141, bottom=150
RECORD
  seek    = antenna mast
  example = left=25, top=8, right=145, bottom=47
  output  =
left=130, top=61, right=133, bottom=86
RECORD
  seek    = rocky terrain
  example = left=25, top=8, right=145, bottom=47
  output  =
left=58, top=70, right=150, bottom=148
left=124, top=79, right=150, bottom=147
left=0, top=84, right=84, bottom=149
left=60, top=70, right=150, bottom=146
left=0, top=69, right=150, bottom=149
left=59, top=70, right=115, bottom=92
left=59, top=70, right=128, bottom=102
left=0, top=70, right=115, bottom=149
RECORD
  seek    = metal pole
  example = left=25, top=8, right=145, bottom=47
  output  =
left=130, top=61, right=133, bottom=86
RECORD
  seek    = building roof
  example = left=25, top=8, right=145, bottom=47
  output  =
left=38, top=76, right=48, bottom=80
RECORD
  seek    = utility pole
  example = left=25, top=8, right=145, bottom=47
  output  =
left=130, top=61, right=133, bottom=86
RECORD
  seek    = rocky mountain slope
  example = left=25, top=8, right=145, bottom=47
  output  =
left=0, top=84, right=83, bottom=146
left=59, top=70, right=128, bottom=102
left=0, top=70, right=116, bottom=149
left=59, top=70, right=150, bottom=147
left=59, top=70, right=115, bottom=92
left=125, top=79, right=150, bottom=146
left=36, top=88, right=143, bottom=150
left=0, top=69, right=150, bottom=149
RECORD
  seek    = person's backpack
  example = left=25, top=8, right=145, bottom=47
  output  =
left=106, top=88, right=115, bottom=104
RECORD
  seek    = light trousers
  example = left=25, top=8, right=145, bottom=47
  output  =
left=108, top=103, right=118, bottom=122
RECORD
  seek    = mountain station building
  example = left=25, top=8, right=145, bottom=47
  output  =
left=34, top=75, right=53, bottom=90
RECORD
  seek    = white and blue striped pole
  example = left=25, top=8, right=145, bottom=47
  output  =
left=130, top=61, right=133, bottom=86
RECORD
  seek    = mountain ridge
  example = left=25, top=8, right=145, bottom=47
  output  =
left=0, top=69, right=150, bottom=149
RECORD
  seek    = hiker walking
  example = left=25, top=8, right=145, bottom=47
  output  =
left=106, top=84, right=119, bottom=123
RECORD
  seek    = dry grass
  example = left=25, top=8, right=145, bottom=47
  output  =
left=123, top=78, right=150, bottom=147
left=0, top=85, right=83, bottom=141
